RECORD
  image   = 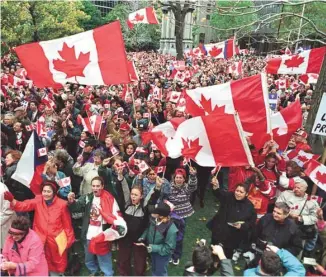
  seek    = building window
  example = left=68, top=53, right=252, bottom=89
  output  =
left=206, top=14, right=210, bottom=20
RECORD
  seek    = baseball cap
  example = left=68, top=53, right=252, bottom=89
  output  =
left=152, top=202, right=171, bottom=217
left=119, top=123, right=131, bottom=132
left=84, top=139, right=96, bottom=147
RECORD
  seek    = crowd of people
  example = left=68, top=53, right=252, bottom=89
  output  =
left=1, top=49, right=325, bottom=276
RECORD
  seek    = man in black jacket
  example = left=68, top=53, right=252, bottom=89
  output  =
left=254, top=202, right=303, bottom=257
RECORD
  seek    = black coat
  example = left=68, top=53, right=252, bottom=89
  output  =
left=254, top=213, right=303, bottom=256
left=210, top=188, right=257, bottom=254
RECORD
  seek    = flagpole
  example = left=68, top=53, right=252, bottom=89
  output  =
left=130, top=84, right=136, bottom=116
left=234, top=111, right=255, bottom=167
left=97, top=112, right=104, bottom=141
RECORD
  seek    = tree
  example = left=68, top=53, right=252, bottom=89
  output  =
left=210, top=0, right=258, bottom=41
left=1, top=1, right=88, bottom=47
left=79, top=1, right=106, bottom=31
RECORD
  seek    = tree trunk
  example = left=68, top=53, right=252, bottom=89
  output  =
left=305, top=52, right=326, bottom=154
left=28, top=2, right=40, bottom=42
left=173, top=4, right=185, bottom=60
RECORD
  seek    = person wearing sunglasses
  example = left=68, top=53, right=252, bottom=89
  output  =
left=1, top=216, right=48, bottom=276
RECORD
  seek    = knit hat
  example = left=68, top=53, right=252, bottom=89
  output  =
left=152, top=202, right=171, bottom=217
left=175, top=168, right=186, bottom=178
left=41, top=180, right=59, bottom=194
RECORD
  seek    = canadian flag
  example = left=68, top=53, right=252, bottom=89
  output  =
left=164, top=113, right=254, bottom=167
left=110, top=146, right=119, bottom=156
left=152, top=86, right=162, bottom=100
left=275, top=78, right=289, bottom=90
left=78, top=115, right=103, bottom=134
left=299, top=73, right=319, bottom=84
left=13, top=76, right=33, bottom=88
left=287, top=149, right=320, bottom=167
left=15, top=22, right=130, bottom=88
left=305, top=159, right=326, bottom=191
left=155, top=166, right=166, bottom=174
left=141, top=117, right=185, bottom=156
left=36, top=116, right=46, bottom=137
left=205, top=39, right=235, bottom=59
left=58, top=177, right=71, bottom=188
left=143, top=113, right=150, bottom=118
left=266, top=46, right=326, bottom=74
left=185, top=74, right=271, bottom=149
left=239, top=49, right=249, bottom=55
left=268, top=100, right=302, bottom=150
left=228, top=61, right=242, bottom=76
left=79, top=140, right=85, bottom=148
left=168, top=91, right=181, bottom=103
left=37, top=147, right=48, bottom=157
left=290, top=80, right=300, bottom=90
left=174, top=71, right=186, bottom=82
left=138, top=160, right=149, bottom=173
left=16, top=68, right=28, bottom=79
left=126, top=7, right=159, bottom=29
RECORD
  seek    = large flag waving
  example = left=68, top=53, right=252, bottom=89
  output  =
left=305, top=160, right=326, bottom=192
left=205, top=38, right=235, bottom=59
left=12, top=131, right=48, bottom=195
left=127, top=7, right=159, bottom=29
left=185, top=74, right=271, bottom=148
left=265, top=47, right=326, bottom=74
left=164, top=113, right=254, bottom=167
left=15, top=21, right=130, bottom=88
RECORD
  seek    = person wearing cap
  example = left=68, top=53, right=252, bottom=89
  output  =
left=3, top=181, right=75, bottom=275
left=136, top=201, right=178, bottom=276
left=168, top=167, right=197, bottom=265
left=132, top=119, right=149, bottom=147
left=1, top=216, right=49, bottom=276
left=276, top=177, right=319, bottom=256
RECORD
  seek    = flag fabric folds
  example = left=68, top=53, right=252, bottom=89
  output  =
left=15, top=21, right=130, bottom=88
left=127, top=7, right=159, bottom=29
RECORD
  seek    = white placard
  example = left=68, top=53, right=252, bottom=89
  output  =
left=312, top=93, right=326, bottom=136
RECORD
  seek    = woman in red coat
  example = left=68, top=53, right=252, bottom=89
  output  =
left=4, top=181, right=75, bottom=275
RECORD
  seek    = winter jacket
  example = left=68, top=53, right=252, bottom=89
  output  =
left=11, top=195, right=75, bottom=247
left=276, top=191, right=319, bottom=225
left=98, top=166, right=133, bottom=211
left=2, top=229, right=48, bottom=276
left=72, top=162, right=99, bottom=195
left=140, top=216, right=178, bottom=257
left=244, top=249, right=305, bottom=276
left=254, top=213, right=303, bottom=256
left=120, top=180, right=160, bottom=243
left=168, top=174, right=197, bottom=218
left=210, top=188, right=257, bottom=252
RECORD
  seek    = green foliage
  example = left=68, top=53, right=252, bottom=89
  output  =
left=79, top=0, right=106, bottom=31
left=209, top=0, right=258, bottom=40
left=275, top=1, right=326, bottom=44
left=1, top=0, right=88, bottom=48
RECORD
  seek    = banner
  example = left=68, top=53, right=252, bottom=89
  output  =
left=312, top=93, right=326, bottom=136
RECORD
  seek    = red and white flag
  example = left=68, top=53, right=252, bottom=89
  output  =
left=290, top=80, right=300, bottom=90
left=299, top=73, right=319, bottom=84
left=268, top=100, right=302, bottom=150
left=287, top=149, right=320, bottom=167
left=110, top=146, right=119, bottom=156
left=305, top=159, right=326, bottom=191
left=168, top=91, right=181, bottom=103
left=174, top=71, right=186, bottom=82
left=25, top=124, right=35, bottom=132
left=155, top=166, right=166, bottom=174
left=205, top=39, right=235, bottom=59
left=37, top=147, right=48, bottom=157
left=138, top=160, right=149, bottom=173
left=127, top=7, right=159, bottom=29
left=228, top=61, right=242, bottom=76
left=152, top=86, right=162, bottom=100
left=275, top=78, right=289, bottom=90
left=13, top=76, right=33, bottom=88
left=42, top=94, right=56, bottom=109
left=239, top=49, right=249, bottom=55
left=285, top=47, right=292, bottom=55
left=58, top=177, right=71, bottom=188
left=79, top=140, right=85, bottom=148
left=164, top=113, right=254, bottom=167
left=185, top=74, right=271, bottom=149
left=172, top=61, right=186, bottom=71
left=266, top=46, right=326, bottom=74
left=15, top=22, right=130, bottom=88
left=36, top=116, right=46, bottom=137
left=16, top=68, right=28, bottom=79
left=89, top=115, right=103, bottom=134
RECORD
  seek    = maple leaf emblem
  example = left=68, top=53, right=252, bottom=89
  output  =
left=297, top=155, right=309, bottom=163
left=53, top=42, right=90, bottom=80
left=177, top=73, right=183, bottom=78
left=199, top=94, right=215, bottom=114
left=181, top=138, right=202, bottom=160
left=172, top=94, right=179, bottom=99
left=316, top=171, right=326, bottom=184
left=284, top=55, right=305, bottom=68
left=279, top=82, right=285, bottom=86
left=134, top=13, right=144, bottom=22
left=209, top=46, right=222, bottom=57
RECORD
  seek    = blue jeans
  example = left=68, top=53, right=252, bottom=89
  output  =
left=84, top=240, right=113, bottom=276
left=304, top=231, right=318, bottom=251
left=151, top=253, right=170, bottom=276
